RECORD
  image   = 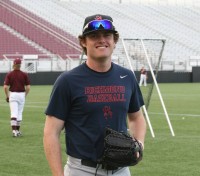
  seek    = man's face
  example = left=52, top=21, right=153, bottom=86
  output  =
left=83, top=31, right=116, bottom=61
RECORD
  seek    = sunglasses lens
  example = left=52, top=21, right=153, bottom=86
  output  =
left=88, top=20, right=113, bottom=31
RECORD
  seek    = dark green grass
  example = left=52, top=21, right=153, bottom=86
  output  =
left=0, top=83, right=200, bottom=176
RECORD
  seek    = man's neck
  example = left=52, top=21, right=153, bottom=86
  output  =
left=86, top=59, right=112, bottom=72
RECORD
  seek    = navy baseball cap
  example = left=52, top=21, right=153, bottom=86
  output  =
left=14, top=58, right=21, bottom=65
left=82, top=14, right=118, bottom=36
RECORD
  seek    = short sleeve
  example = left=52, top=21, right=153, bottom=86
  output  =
left=128, top=77, right=144, bottom=113
left=45, top=74, right=71, bottom=121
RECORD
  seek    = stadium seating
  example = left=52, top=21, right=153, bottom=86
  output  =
left=0, top=24, right=43, bottom=58
left=1, top=0, right=200, bottom=71
left=9, top=0, right=200, bottom=62
left=0, top=0, right=81, bottom=59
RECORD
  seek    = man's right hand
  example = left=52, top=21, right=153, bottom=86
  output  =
left=6, top=97, right=9, bottom=103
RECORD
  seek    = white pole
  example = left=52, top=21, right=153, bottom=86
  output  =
left=142, top=105, right=155, bottom=138
left=121, top=38, right=155, bottom=138
left=121, top=38, right=134, bottom=72
left=140, top=39, right=175, bottom=136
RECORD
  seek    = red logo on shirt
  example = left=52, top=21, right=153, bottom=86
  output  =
left=103, top=106, right=112, bottom=119
left=85, top=86, right=126, bottom=103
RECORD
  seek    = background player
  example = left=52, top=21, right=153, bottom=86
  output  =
left=139, top=66, right=148, bottom=86
left=3, top=58, right=31, bottom=137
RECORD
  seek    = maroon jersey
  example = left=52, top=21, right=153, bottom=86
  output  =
left=4, top=70, right=30, bottom=92
left=140, top=68, right=147, bottom=75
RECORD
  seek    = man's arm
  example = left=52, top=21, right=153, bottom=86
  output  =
left=3, top=85, right=9, bottom=101
left=128, top=109, right=146, bottom=149
left=43, top=116, right=65, bottom=176
left=25, top=85, right=30, bottom=97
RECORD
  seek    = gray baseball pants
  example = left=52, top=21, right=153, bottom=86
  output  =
left=64, top=156, right=131, bottom=176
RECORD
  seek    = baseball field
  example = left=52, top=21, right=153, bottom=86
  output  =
left=0, top=83, right=199, bottom=176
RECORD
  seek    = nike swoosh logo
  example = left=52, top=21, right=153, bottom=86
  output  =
left=120, top=75, right=128, bottom=79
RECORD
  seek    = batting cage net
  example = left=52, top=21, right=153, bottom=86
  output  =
left=113, top=38, right=165, bottom=110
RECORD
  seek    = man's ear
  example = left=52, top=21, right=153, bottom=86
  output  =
left=80, top=39, right=86, bottom=47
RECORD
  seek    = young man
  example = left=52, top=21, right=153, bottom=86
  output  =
left=4, top=58, right=30, bottom=137
left=44, top=14, right=146, bottom=176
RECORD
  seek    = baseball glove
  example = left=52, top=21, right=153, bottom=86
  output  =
left=99, top=127, right=143, bottom=168
left=6, top=97, right=9, bottom=103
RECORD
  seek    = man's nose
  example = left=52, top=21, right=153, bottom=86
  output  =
left=98, top=34, right=106, bottom=41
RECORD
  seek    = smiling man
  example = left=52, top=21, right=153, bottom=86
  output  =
left=43, top=14, right=146, bottom=176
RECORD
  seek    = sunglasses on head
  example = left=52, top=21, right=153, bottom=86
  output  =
left=83, top=20, right=114, bottom=33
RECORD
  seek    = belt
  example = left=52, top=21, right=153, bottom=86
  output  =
left=81, top=159, right=98, bottom=168
left=81, top=159, right=118, bottom=170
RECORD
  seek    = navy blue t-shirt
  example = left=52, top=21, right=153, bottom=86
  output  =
left=45, top=62, right=144, bottom=161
